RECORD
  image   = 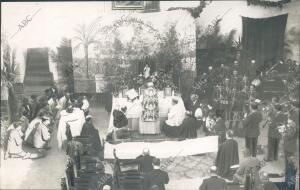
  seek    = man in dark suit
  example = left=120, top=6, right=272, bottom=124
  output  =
left=180, top=111, right=197, bottom=138
left=215, top=130, right=239, bottom=180
left=242, top=102, right=263, bottom=157
left=135, top=148, right=156, bottom=174
left=214, top=109, right=226, bottom=145
left=267, top=104, right=287, bottom=161
left=144, top=158, right=169, bottom=190
left=199, top=166, right=227, bottom=190
left=186, top=93, right=200, bottom=117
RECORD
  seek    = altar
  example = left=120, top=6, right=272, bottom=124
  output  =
left=107, top=92, right=186, bottom=135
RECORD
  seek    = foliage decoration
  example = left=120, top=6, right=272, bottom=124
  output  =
left=167, top=0, right=207, bottom=19
left=247, top=0, right=291, bottom=8
left=197, top=16, right=238, bottom=67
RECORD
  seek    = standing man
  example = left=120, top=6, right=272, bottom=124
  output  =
left=267, top=104, right=287, bottom=161
left=214, top=109, right=226, bottom=145
left=215, top=130, right=239, bottom=180
left=242, top=103, right=263, bottom=157
left=229, top=70, right=243, bottom=133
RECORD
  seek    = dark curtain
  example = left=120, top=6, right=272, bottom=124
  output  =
left=241, top=14, right=288, bottom=74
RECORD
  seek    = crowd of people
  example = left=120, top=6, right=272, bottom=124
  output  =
left=2, top=58, right=299, bottom=190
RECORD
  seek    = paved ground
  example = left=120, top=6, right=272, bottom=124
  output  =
left=0, top=101, right=298, bottom=189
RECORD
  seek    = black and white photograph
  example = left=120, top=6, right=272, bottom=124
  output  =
left=0, top=1, right=299, bottom=190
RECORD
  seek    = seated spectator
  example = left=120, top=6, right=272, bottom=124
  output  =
left=199, top=166, right=227, bottom=190
left=81, top=115, right=103, bottom=157
left=4, top=121, right=30, bottom=159
left=144, top=158, right=169, bottom=190
left=162, top=98, right=184, bottom=137
left=215, top=130, right=239, bottom=180
left=180, top=111, right=197, bottom=138
left=135, top=148, right=155, bottom=174
left=233, top=149, right=261, bottom=185
left=33, top=115, right=51, bottom=150
left=257, top=172, right=278, bottom=190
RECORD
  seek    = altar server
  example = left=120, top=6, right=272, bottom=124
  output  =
left=163, top=98, right=184, bottom=137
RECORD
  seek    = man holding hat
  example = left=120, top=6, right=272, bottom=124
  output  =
left=199, top=166, right=227, bottom=190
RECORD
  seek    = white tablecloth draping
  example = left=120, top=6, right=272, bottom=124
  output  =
left=104, top=136, right=218, bottom=159
left=107, top=95, right=186, bottom=134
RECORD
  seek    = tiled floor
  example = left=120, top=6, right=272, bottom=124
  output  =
left=0, top=102, right=298, bottom=190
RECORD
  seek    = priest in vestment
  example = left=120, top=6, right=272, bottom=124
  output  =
left=215, top=130, right=239, bottom=180
left=57, top=105, right=85, bottom=149
left=162, top=98, right=184, bottom=137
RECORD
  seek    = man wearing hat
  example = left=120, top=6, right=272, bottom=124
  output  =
left=267, top=104, right=287, bottom=161
left=242, top=102, right=263, bottom=157
left=199, top=166, right=227, bottom=190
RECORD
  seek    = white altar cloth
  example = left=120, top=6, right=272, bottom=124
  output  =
left=107, top=95, right=186, bottom=134
left=104, top=136, right=218, bottom=159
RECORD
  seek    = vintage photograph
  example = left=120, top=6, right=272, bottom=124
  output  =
left=0, top=1, right=299, bottom=190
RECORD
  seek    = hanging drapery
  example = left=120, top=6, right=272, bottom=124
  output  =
left=241, top=14, right=288, bottom=75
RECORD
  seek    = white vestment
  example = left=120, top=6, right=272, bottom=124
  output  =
left=81, top=99, right=90, bottom=112
left=57, top=108, right=85, bottom=149
left=24, top=118, right=42, bottom=142
left=166, top=104, right=184, bottom=126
